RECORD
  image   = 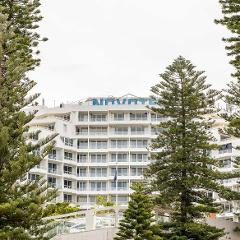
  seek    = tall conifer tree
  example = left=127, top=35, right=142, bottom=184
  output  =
left=146, top=56, right=240, bottom=239
left=114, top=183, right=162, bottom=240
left=0, top=1, right=56, bottom=239
left=215, top=1, right=240, bottom=142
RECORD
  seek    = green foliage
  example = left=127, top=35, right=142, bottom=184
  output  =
left=0, top=1, right=57, bottom=239
left=96, top=195, right=114, bottom=207
left=114, top=182, right=163, bottom=240
left=43, top=202, right=80, bottom=217
left=146, top=56, right=240, bottom=239
left=216, top=0, right=240, bottom=175
left=215, top=0, right=240, bottom=80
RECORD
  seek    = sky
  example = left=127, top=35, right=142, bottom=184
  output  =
left=31, top=0, right=233, bottom=107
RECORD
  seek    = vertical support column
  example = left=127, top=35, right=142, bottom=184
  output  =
left=85, top=209, right=96, bottom=231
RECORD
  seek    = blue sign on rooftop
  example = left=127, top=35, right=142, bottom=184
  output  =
left=91, top=98, right=156, bottom=106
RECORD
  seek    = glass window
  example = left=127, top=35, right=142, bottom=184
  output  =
left=90, top=154, right=107, bottom=163
left=111, top=140, right=128, bottom=148
left=78, top=112, right=88, bottom=122
left=64, top=165, right=73, bottom=175
left=90, top=168, right=107, bottom=177
left=48, top=149, right=56, bottom=159
left=131, top=126, right=145, bottom=135
left=48, top=163, right=57, bottom=173
left=114, top=127, right=128, bottom=135
left=111, top=168, right=128, bottom=176
left=64, top=151, right=73, bottom=160
left=113, top=113, right=124, bottom=121
left=130, top=112, right=147, bottom=120
left=77, top=140, right=88, bottom=149
left=48, top=177, right=56, bottom=188
left=64, top=180, right=72, bottom=189
left=77, top=167, right=87, bottom=177
left=130, top=140, right=148, bottom=148
left=90, top=114, right=107, bottom=122
left=61, top=137, right=73, bottom=147
left=77, top=181, right=87, bottom=191
left=77, top=196, right=87, bottom=203
left=131, top=153, right=148, bottom=162
left=90, top=182, right=107, bottom=191
left=77, top=154, right=87, bottom=163
left=111, top=153, right=128, bottom=162
left=64, top=194, right=72, bottom=202
left=89, top=140, right=107, bottom=149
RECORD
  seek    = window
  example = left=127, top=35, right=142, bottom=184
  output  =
left=90, top=168, right=107, bottom=177
left=77, top=167, right=87, bottom=177
left=131, top=126, right=145, bottom=135
left=113, top=112, right=124, bottom=121
left=77, top=154, right=87, bottom=163
left=111, top=181, right=128, bottom=190
left=64, top=180, right=72, bottom=189
left=48, top=149, right=56, bottom=159
left=111, top=195, right=128, bottom=203
left=64, top=151, right=73, bottom=161
left=130, top=140, right=148, bottom=148
left=77, top=140, right=88, bottom=149
left=89, top=196, right=96, bottom=204
left=130, top=112, right=147, bottom=120
left=89, top=127, right=107, bottom=135
left=89, top=140, right=107, bottom=149
left=76, top=127, right=88, bottom=135
left=61, top=137, right=73, bottom=147
left=151, top=113, right=164, bottom=122
left=90, top=154, right=107, bottom=163
left=90, top=113, right=107, bottom=122
left=131, top=153, right=148, bottom=162
left=48, top=163, right=57, bottom=173
left=77, top=181, right=87, bottom=191
left=111, top=140, right=128, bottom=148
left=64, top=194, right=72, bottom=202
left=220, top=159, right=232, bottom=168
left=77, top=196, right=87, bottom=203
left=48, top=124, right=55, bottom=131
left=48, top=177, right=56, bottom=188
left=114, top=127, right=128, bottom=135
left=63, top=114, right=70, bottom=121
left=111, top=153, right=128, bottom=162
left=64, top=165, right=73, bottom=175
left=78, top=112, right=88, bottom=122
left=111, top=168, right=128, bottom=176
left=90, top=182, right=107, bottom=191
left=131, top=167, right=144, bottom=176
left=28, top=174, right=40, bottom=181
left=219, top=143, right=232, bottom=154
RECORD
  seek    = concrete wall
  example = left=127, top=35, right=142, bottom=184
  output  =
left=53, top=227, right=118, bottom=240
left=53, top=219, right=240, bottom=240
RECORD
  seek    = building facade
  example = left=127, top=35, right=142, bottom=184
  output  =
left=27, top=95, right=240, bottom=222
left=28, top=95, right=161, bottom=208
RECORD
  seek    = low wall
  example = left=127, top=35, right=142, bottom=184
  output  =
left=53, top=219, right=240, bottom=240
left=52, top=227, right=118, bottom=240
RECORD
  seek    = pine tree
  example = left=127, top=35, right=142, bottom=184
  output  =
left=215, top=1, right=240, bottom=145
left=0, top=1, right=57, bottom=239
left=146, top=56, right=240, bottom=239
left=215, top=0, right=240, bottom=80
left=114, top=182, right=162, bottom=240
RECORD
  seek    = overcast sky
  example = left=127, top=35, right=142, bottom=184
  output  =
left=31, top=0, right=233, bottom=107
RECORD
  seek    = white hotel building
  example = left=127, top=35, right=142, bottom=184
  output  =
left=28, top=95, right=160, bottom=208
left=27, top=95, right=240, bottom=222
